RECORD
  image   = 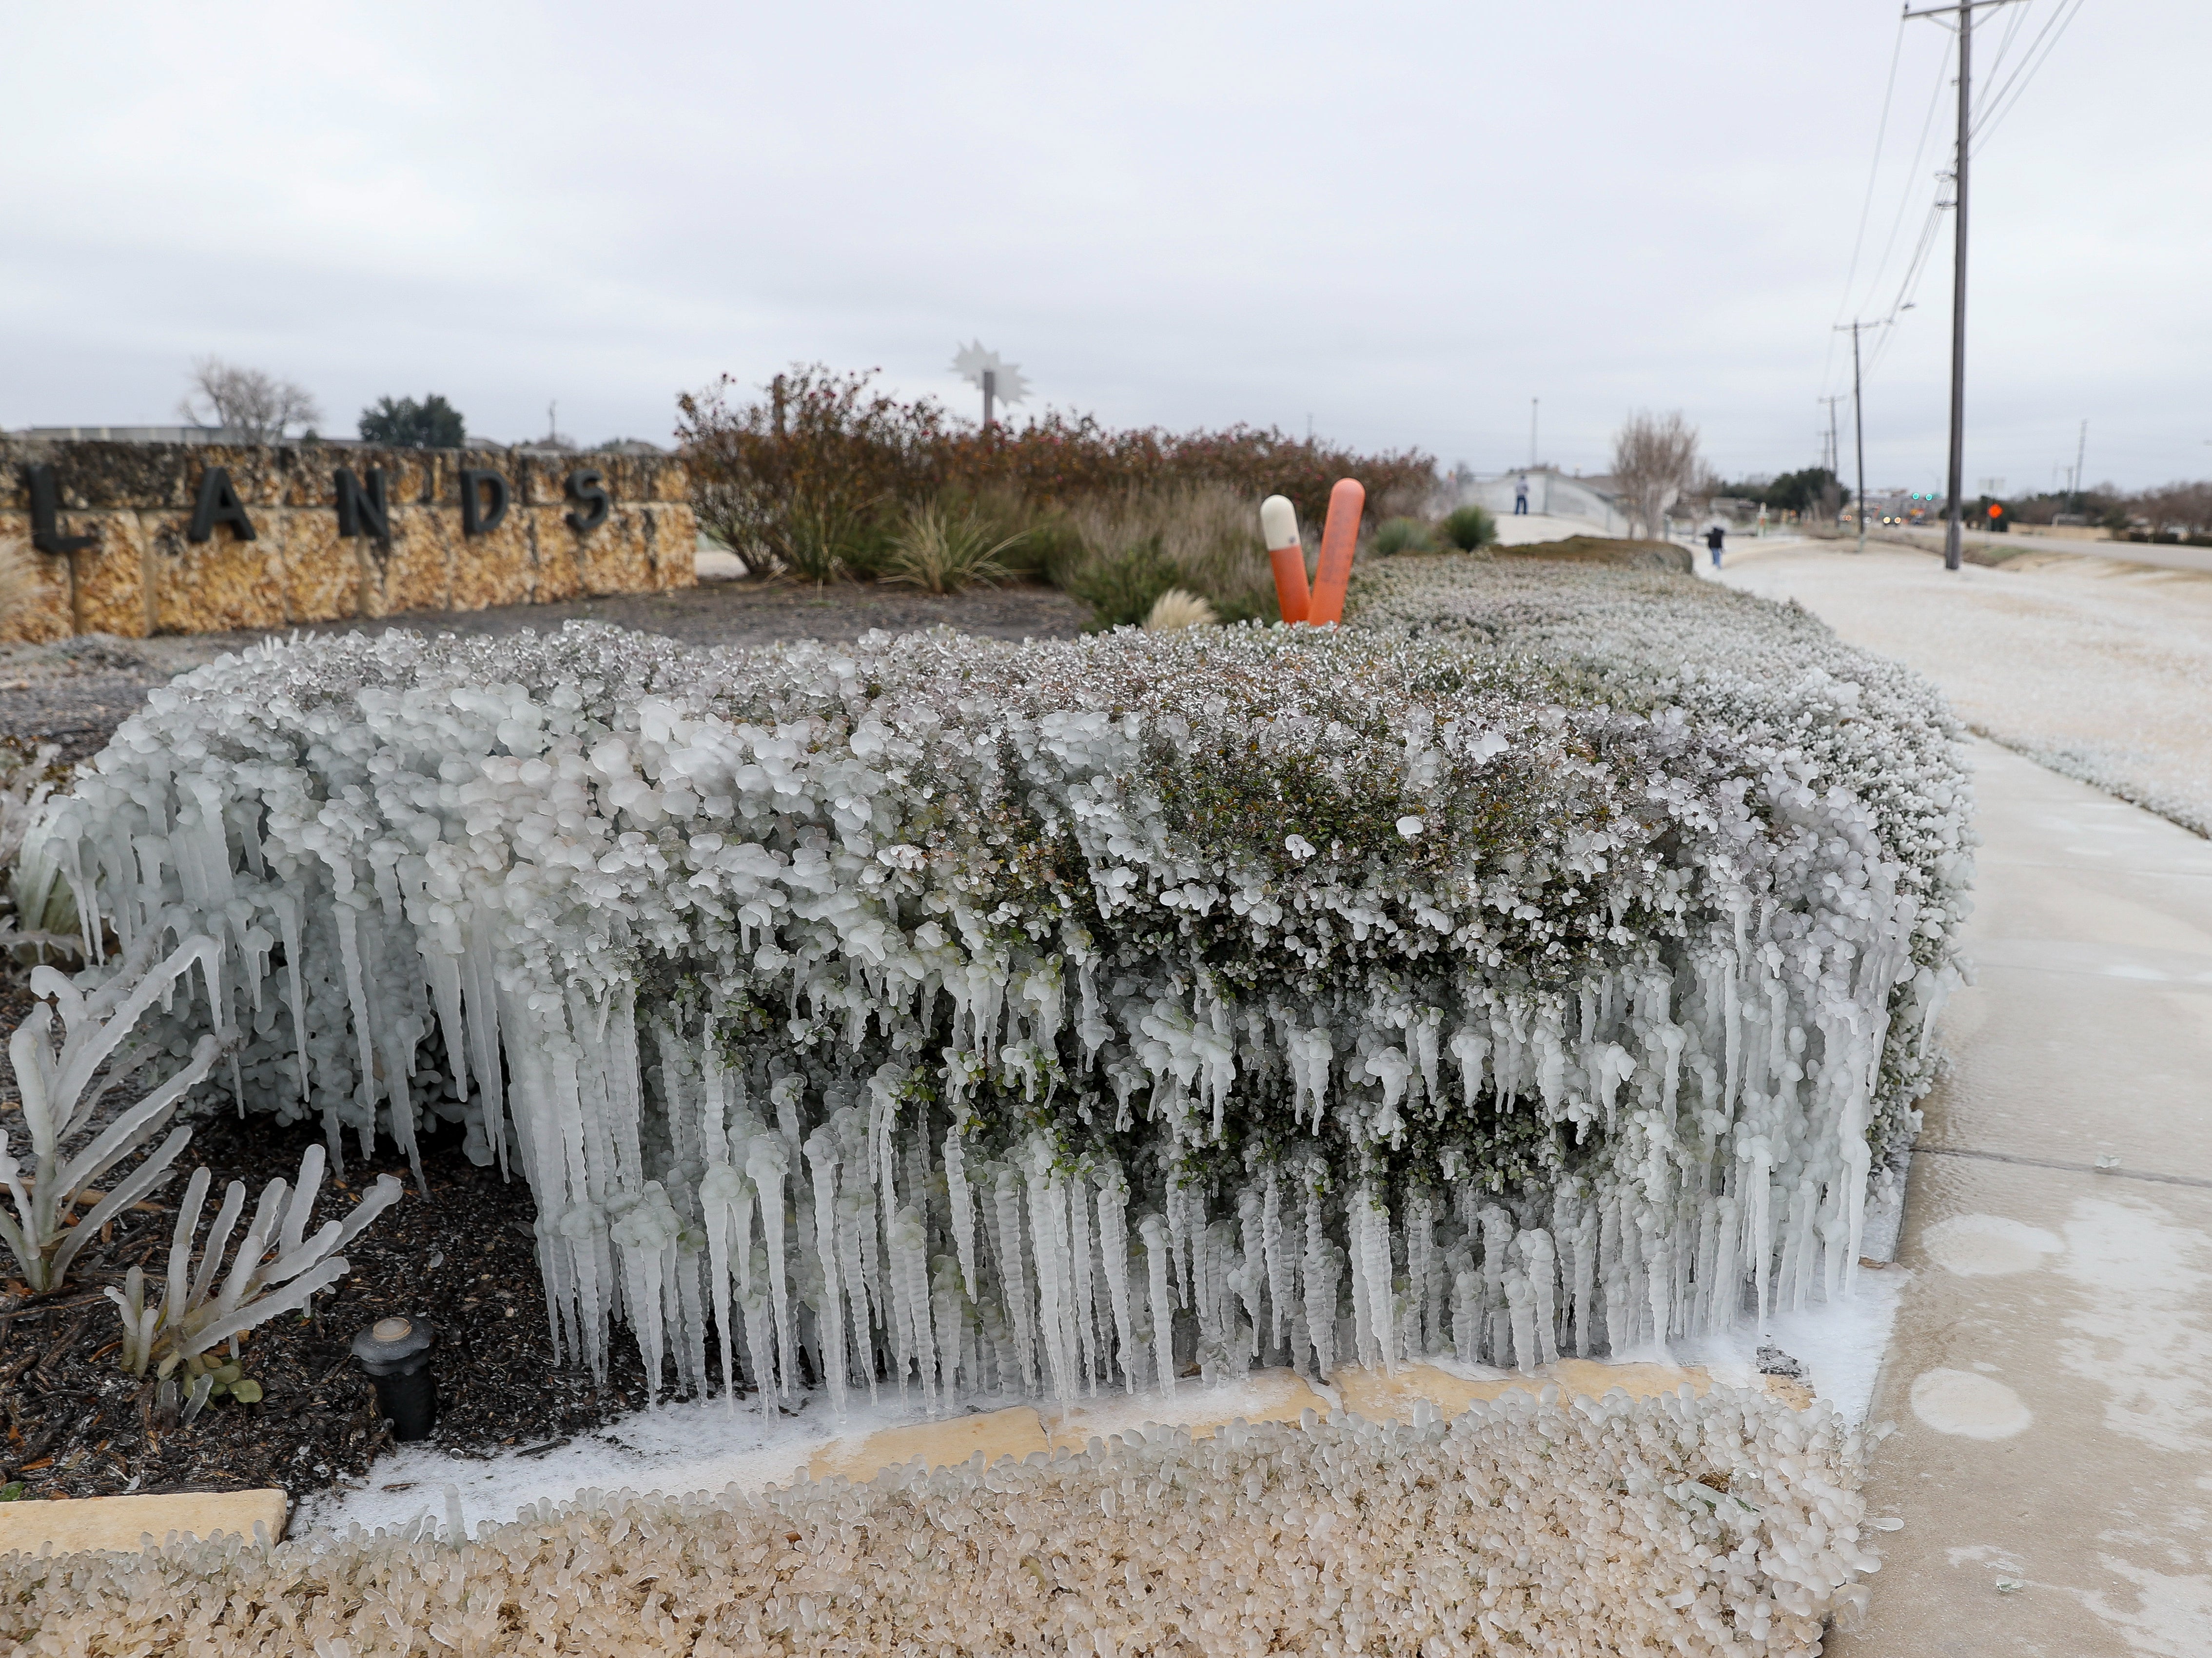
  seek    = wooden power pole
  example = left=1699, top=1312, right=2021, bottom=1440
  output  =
left=1907, top=0, right=2024, bottom=570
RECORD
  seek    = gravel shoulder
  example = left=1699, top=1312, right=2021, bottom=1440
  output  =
left=1714, top=541, right=2212, bottom=837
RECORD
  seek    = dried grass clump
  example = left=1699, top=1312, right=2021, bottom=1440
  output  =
left=1141, top=586, right=1216, bottom=630
left=0, top=1388, right=1879, bottom=1657
left=1059, top=482, right=1277, bottom=625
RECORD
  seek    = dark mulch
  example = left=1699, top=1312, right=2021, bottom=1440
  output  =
left=0, top=1104, right=667, bottom=1503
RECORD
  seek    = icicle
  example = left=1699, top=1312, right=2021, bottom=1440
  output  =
left=1139, top=1213, right=1176, bottom=1397
left=1096, top=1167, right=1138, bottom=1393
left=1261, top=1166, right=1293, bottom=1350
left=992, top=1166, right=1037, bottom=1392
left=944, top=1126, right=978, bottom=1301
left=745, top=1132, right=794, bottom=1397
left=1519, top=1229, right=1560, bottom=1366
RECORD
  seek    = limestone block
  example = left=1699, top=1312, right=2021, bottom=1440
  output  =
left=577, top=506, right=653, bottom=597
left=191, top=446, right=290, bottom=508
left=450, top=507, right=529, bottom=613
left=144, top=509, right=286, bottom=635
left=0, top=1488, right=287, bottom=1555
left=528, top=507, right=587, bottom=605
left=643, top=502, right=699, bottom=589
left=375, top=507, right=457, bottom=618
left=73, top=510, right=153, bottom=639
left=281, top=509, right=368, bottom=624
left=0, top=514, right=73, bottom=644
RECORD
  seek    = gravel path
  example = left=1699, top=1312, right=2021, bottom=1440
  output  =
left=0, top=579, right=1089, bottom=764
left=1715, top=542, right=2212, bottom=837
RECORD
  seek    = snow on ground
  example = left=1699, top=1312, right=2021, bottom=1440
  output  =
left=299, top=1273, right=1904, bottom=1543
left=1714, top=543, right=2212, bottom=837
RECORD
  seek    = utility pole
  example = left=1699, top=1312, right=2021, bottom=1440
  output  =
left=1908, top=0, right=2024, bottom=571
left=1529, top=398, right=1539, bottom=469
left=1835, top=322, right=1884, bottom=553
left=1820, top=396, right=1846, bottom=520
left=2072, top=418, right=2089, bottom=511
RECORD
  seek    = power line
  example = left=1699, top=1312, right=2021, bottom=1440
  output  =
left=1973, top=0, right=2088, bottom=150
left=1849, top=30, right=1956, bottom=331
left=1829, top=18, right=1911, bottom=371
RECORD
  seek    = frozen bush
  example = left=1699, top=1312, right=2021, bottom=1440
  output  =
left=30, top=551, right=1967, bottom=1408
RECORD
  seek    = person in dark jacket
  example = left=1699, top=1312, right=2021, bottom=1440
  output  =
left=1706, top=523, right=1725, bottom=568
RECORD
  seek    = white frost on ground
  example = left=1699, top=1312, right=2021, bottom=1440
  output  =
left=1716, top=544, right=2212, bottom=837
left=301, top=1273, right=1906, bottom=1543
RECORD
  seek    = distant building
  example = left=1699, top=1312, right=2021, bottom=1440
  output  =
left=19, top=424, right=255, bottom=444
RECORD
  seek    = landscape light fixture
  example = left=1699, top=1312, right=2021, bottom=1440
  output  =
left=351, top=1315, right=439, bottom=1441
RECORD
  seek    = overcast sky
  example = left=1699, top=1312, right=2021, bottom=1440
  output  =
left=3, top=1, right=2201, bottom=492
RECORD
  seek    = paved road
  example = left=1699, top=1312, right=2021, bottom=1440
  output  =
left=1828, top=744, right=2212, bottom=1656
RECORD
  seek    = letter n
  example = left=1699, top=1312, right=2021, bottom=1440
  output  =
left=334, top=468, right=391, bottom=540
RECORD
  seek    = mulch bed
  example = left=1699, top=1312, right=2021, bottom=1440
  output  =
left=0, top=1104, right=665, bottom=1503
left=0, top=575, right=1075, bottom=1506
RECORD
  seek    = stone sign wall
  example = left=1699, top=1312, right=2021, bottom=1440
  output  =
left=0, top=439, right=695, bottom=641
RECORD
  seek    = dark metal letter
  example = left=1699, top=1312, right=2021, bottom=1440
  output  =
left=26, top=465, right=93, bottom=555
left=187, top=468, right=256, bottom=543
left=334, top=467, right=391, bottom=540
left=459, top=469, right=509, bottom=536
left=563, top=468, right=610, bottom=534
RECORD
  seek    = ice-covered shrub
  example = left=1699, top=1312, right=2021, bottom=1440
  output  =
left=33, top=562, right=1966, bottom=1410
left=0, top=933, right=227, bottom=1294
left=0, top=1387, right=1879, bottom=1657
left=106, top=1141, right=402, bottom=1416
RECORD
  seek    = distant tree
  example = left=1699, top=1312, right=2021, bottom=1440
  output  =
left=1609, top=410, right=1702, bottom=539
left=178, top=357, right=322, bottom=440
left=359, top=394, right=467, bottom=449
left=1738, top=467, right=1846, bottom=515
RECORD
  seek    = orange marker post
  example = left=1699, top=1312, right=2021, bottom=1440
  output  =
left=1261, top=495, right=1309, bottom=623
left=1306, top=478, right=1365, bottom=625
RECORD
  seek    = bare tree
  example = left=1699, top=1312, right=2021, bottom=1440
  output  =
left=1609, top=410, right=1702, bottom=540
left=177, top=358, right=322, bottom=440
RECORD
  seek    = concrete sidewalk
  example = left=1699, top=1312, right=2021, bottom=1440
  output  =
left=1836, top=739, right=2212, bottom=1657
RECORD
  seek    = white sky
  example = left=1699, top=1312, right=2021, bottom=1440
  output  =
left=2, top=0, right=2201, bottom=492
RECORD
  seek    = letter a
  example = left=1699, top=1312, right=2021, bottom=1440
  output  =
left=188, top=468, right=257, bottom=543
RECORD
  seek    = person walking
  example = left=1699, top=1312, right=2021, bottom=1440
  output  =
left=1514, top=473, right=1530, bottom=515
left=1705, top=522, right=1726, bottom=569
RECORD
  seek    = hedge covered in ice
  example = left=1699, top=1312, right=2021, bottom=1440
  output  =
left=0, top=1388, right=1881, bottom=1657
left=33, top=551, right=1969, bottom=1405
